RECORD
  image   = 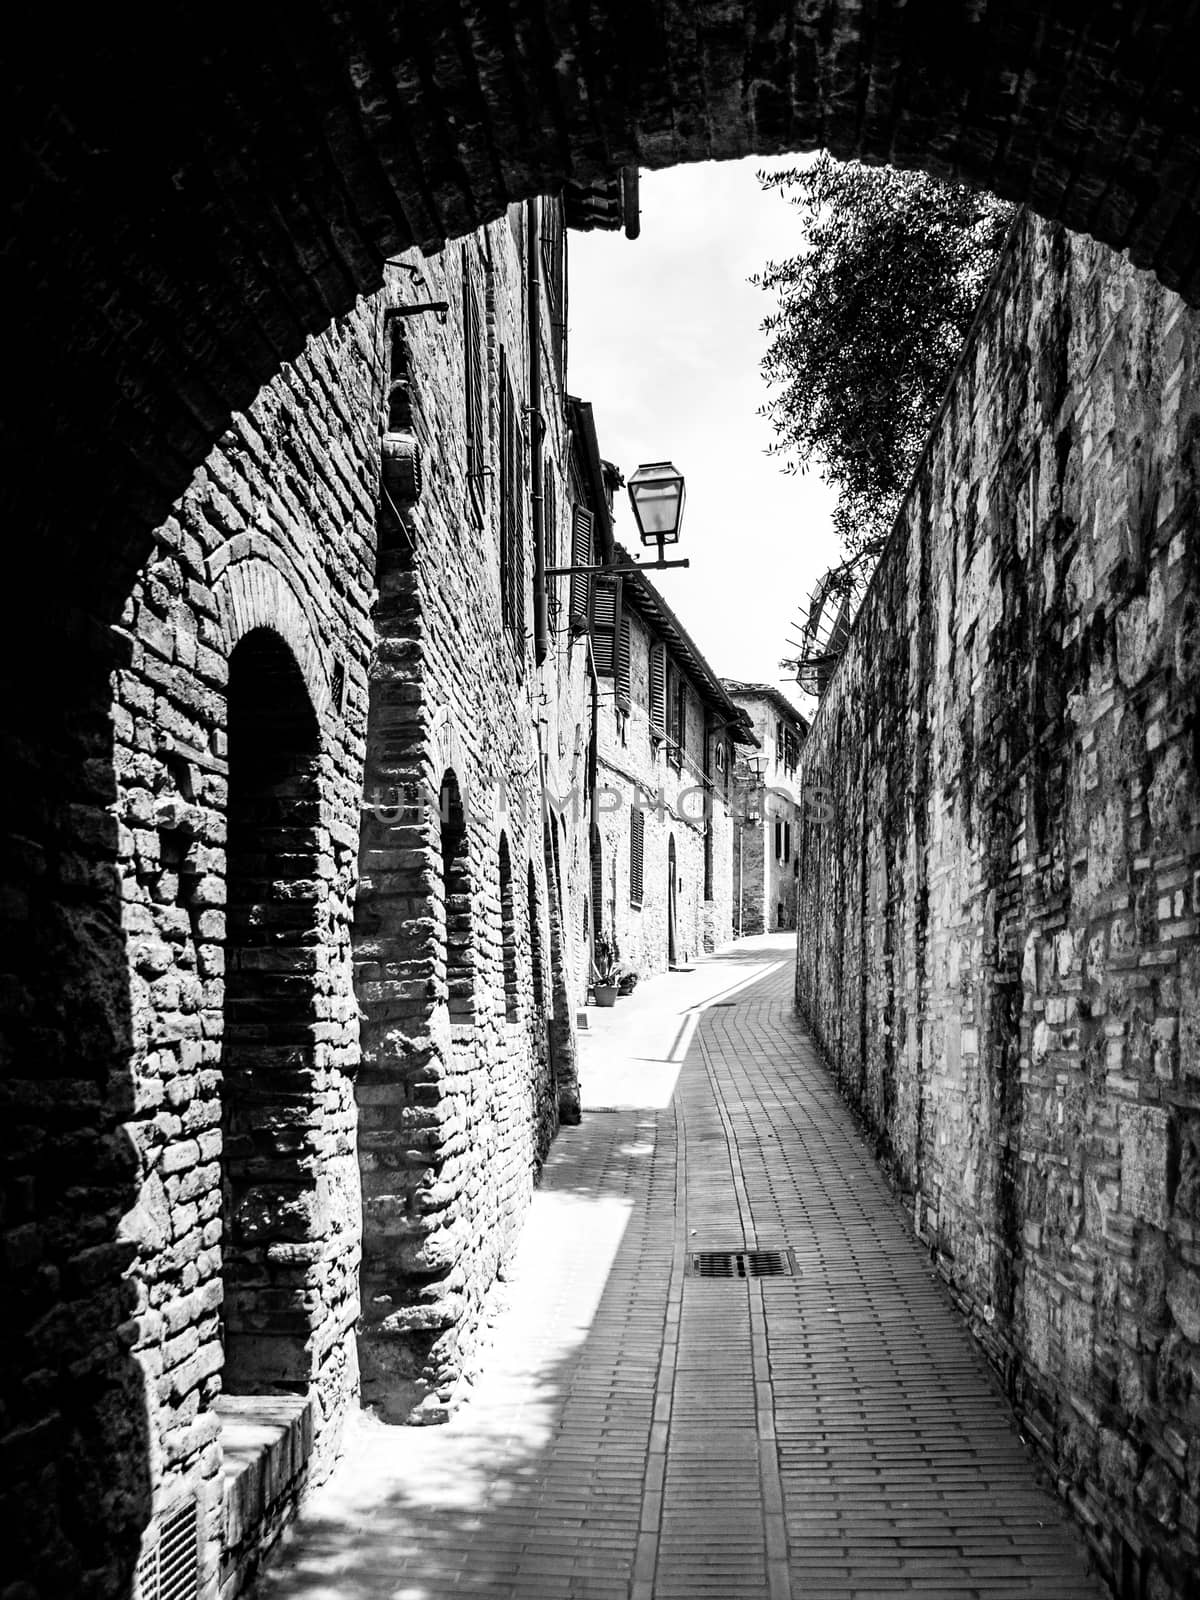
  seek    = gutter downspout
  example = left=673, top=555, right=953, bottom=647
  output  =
left=528, top=199, right=549, bottom=666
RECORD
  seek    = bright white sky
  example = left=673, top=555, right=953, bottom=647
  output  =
left=566, top=155, right=842, bottom=716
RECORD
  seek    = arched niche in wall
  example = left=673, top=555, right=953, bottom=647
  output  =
left=439, top=769, right=475, bottom=1033
left=221, top=627, right=323, bottom=1393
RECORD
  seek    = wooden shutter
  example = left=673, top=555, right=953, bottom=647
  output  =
left=592, top=575, right=622, bottom=675
left=629, top=806, right=644, bottom=904
left=648, top=642, right=667, bottom=734
left=569, top=505, right=593, bottom=632
left=616, top=617, right=632, bottom=711
left=590, top=826, right=604, bottom=937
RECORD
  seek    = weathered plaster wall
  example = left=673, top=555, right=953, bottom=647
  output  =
left=727, top=691, right=804, bottom=936
left=595, top=597, right=737, bottom=979
left=795, top=212, right=1200, bottom=1600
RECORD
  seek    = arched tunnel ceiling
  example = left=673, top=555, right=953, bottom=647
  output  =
left=9, top=0, right=1200, bottom=623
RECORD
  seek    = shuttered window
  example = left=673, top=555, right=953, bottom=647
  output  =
left=592, top=574, right=622, bottom=675
left=648, top=642, right=667, bottom=735
left=591, top=825, right=604, bottom=937
left=616, top=616, right=631, bottom=712
left=630, top=805, right=644, bottom=906
left=499, top=351, right=524, bottom=648
left=568, top=505, right=593, bottom=633
left=463, top=266, right=484, bottom=523
left=666, top=670, right=686, bottom=769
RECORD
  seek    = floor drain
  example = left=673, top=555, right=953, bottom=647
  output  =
left=687, top=1248, right=796, bottom=1278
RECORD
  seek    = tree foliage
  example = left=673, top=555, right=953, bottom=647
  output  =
left=754, top=155, right=1014, bottom=564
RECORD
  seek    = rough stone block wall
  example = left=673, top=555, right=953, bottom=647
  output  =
left=107, top=303, right=381, bottom=1592
left=795, top=211, right=1200, bottom=1600
left=352, top=218, right=579, bottom=1424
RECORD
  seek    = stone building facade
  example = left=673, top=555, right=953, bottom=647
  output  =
left=724, top=683, right=808, bottom=936
left=57, top=192, right=620, bottom=1600
left=591, top=544, right=757, bottom=980
left=795, top=211, right=1200, bottom=1600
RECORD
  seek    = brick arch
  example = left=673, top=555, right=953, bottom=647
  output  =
left=213, top=557, right=332, bottom=722
left=13, top=2, right=1200, bottom=633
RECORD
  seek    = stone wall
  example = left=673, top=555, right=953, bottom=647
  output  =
left=351, top=205, right=583, bottom=1425
left=1, top=200, right=585, bottom=1596
left=795, top=211, right=1200, bottom=1600
left=110, top=301, right=382, bottom=1595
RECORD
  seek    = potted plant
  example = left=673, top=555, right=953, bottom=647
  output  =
left=591, top=930, right=620, bottom=1007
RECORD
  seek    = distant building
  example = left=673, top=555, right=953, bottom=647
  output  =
left=590, top=549, right=758, bottom=976
left=722, top=683, right=808, bottom=935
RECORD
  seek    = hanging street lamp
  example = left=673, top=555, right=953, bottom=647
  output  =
left=546, top=460, right=689, bottom=579
left=627, top=461, right=686, bottom=560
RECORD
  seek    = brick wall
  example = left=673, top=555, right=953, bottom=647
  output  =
left=109, top=300, right=382, bottom=1594
left=3, top=200, right=585, bottom=1595
left=795, top=211, right=1200, bottom=1599
left=352, top=207, right=583, bottom=1426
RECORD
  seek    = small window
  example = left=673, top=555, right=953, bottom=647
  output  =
left=649, top=642, right=667, bottom=737
left=591, top=826, right=604, bottom=938
left=616, top=616, right=631, bottom=713
left=774, top=817, right=783, bottom=860
left=666, top=669, right=685, bottom=770
left=592, top=575, right=622, bottom=675
left=784, top=820, right=791, bottom=863
left=569, top=505, right=593, bottom=633
left=630, top=806, right=645, bottom=906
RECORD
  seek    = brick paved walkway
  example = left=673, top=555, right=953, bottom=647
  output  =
left=261, top=937, right=1104, bottom=1599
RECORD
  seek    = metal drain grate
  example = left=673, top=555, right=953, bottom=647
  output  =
left=688, top=1248, right=796, bottom=1279
left=134, top=1497, right=198, bottom=1600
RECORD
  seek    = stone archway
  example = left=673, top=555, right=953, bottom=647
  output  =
left=11, top=2, right=1200, bottom=635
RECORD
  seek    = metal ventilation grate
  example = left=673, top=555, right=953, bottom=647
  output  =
left=134, top=1497, right=198, bottom=1600
left=688, top=1248, right=796, bottom=1279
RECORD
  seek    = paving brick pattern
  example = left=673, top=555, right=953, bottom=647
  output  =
left=261, top=939, right=1104, bottom=1599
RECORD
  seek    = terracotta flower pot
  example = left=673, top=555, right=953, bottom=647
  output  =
left=594, top=983, right=619, bottom=1007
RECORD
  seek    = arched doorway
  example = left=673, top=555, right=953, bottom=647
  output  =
left=221, top=629, right=322, bottom=1394
left=667, top=834, right=677, bottom=968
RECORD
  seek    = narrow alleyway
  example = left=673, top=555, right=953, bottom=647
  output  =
left=260, top=936, right=1103, bottom=1600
